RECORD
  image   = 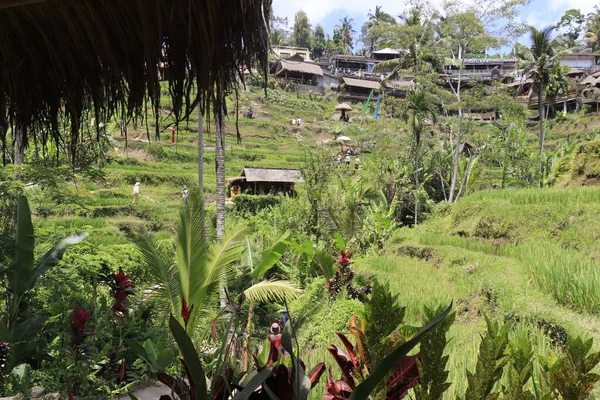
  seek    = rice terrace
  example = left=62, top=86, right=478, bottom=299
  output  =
left=5, top=0, right=600, bottom=399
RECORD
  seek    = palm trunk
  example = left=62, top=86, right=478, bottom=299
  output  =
left=216, top=107, right=226, bottom=242
left=538, top=82, right=545, bottom=187
left=13, top=124, right=25, bottom=164
left=241, top=302, right=255, bottom=371
left=198, top=100, right=206, bottom=240
left=414, top=148, right=419, bottom=226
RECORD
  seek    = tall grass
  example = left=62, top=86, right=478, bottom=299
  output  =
left=418, top=232, right=600, bottom=314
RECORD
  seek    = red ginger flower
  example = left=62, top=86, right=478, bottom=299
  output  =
left=181, top=298, right=194, bottom=328
left=112, top=268, right=134, bottom=318
left=71, top=307, right=90, bottom=334
left=336, top=250, right=352, bottom=267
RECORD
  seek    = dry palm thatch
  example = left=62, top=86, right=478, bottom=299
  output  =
left=0, top=0, right=271, bottom=163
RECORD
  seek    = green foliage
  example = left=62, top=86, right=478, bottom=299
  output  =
left=414, top=306, right=456, bottom=400
left=544, top=336, right=600, bottom=400
left=463, top=316, right=510, bottom=400
left=233, top=194, right=282, bottom=215
left=502, top=327, right=536, bottom=400
left=361, top=281, right=406, bottom=367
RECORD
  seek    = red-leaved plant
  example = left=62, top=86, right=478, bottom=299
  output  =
left=325, top=331, right=421, bottom=400
left=70, top=307, right=91, bottom=346
left=325, top=250, right=372, bottom=301
left=111, top=267, right=134, bottom=319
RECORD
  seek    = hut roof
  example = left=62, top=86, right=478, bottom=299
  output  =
left=241, top=167, right=304, bottom=183
left=342, top=77, right=381, bottom=90
left=567, top=68, right=586, bottom=76
left=386, top=80, right=415, bottom=90
left=581, top=76, right=599, bottom=86
left=505, top=78, right=534, bottom=88
left=275, top=59, right=323, bottom=77
left=0, top=0, right=270, bottom=160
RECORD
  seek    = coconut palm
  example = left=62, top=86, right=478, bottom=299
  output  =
left=364, top=6, right=396, bottom=54
left=336, top=16, right=355, bottom=54
left=515, top=26, right=561, bottom=185
left=586, top=5, right=600, bottom=51
left=405, top=91, right=438, bottom=225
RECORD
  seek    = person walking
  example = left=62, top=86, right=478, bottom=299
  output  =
left=182, top=185, right=189, bottom=203
left=345, top=155, right=350, bottom=168
left=132, top=182, right=140, bottom=204
left=336, top=154, right=342, bottom=169
left=354, top=156, right=360, bottom=170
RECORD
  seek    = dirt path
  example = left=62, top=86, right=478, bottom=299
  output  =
left=116, top=382, right=172, bottom=399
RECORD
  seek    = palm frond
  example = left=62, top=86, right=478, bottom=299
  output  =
left=130, top=231, right=179, bottom=317
left=244, top=280, right=302, bottom=303
left=187, top=226, right=245, bottom=326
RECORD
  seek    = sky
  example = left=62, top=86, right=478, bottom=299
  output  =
left=272, top=0, right=599, bottom=52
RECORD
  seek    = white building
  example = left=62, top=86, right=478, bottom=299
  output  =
left=271, top=45, right=311, bottom=61
left=560, top=52, right=600, bottom=69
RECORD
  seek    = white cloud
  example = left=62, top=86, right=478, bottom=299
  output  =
left=548, top=0, right=597, bottom=15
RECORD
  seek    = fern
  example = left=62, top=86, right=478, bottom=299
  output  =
left=243, top=279, right=302, bottom=303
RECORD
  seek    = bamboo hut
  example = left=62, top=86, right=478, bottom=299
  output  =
left=0, top=0, right=271, bottom=164
left=227, top=167, right=304, bottom=197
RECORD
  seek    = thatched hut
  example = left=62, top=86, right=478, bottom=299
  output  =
left=271, top=55, right=323, bottom=85
left=0, top=0, right=270, bottom=164
left=227, top=167, right=304, bottom=197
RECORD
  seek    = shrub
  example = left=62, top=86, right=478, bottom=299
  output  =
left=233, top=194, right=282, bottom=215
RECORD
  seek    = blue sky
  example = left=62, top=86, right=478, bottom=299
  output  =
left=272, top=0, right=598, bottom=52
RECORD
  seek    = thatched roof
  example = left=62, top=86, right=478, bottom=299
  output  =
left=505, top=78, right=534, bottom=88
left=274, top=59, right=323, bottom=77
left=342, top=77, right=381, bottom=90
left=0, top=0, right=270, bottom=161
left=581, top=76, right=599, bottom=86
left=241, top=167, right=304, bottom=183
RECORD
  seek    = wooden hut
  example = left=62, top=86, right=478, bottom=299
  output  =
left=271, top=55, right=323, bottom=85
left=227, top=167, right=304, bottom=197
left=340, top=77, right=381, bottom=101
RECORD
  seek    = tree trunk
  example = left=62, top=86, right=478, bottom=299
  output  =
left=414, top=146, right=419, bottom=226
left=538, top=82, right=545, bottom=187
left=13, top=124, right=25, bottom=165
left=448, top=64, right=463, bottom=203
left=241, top=302, right=255, bottom=371
left=215, top=107, right=226, bottom=242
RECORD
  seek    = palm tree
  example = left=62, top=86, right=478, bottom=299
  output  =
left=365, top=6, right=395, bottom=54
left=586, top=5, right=600, bottom=51
left=516, top=26, right=560, bottom=185
left=336, top=16, right=355, bottom=54
left=405, top=91, right=438, bottom=225
left=131, top=191, right=242, bottom=334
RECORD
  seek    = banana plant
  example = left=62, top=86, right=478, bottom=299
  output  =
left=1, top=195, right=88, bottom=369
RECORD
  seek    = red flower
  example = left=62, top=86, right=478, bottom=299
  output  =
left=181, top=298, right=194, bottom=328
left=71, top=307, right=90, bottom=334
left=113, top=267, right=133, bottom=291
left=336, top=250, right=352, bottom=267
left=325, top=280, right=331, bottom=288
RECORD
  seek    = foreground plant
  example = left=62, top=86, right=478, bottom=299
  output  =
left=325, top=250, right=371, bottom=301
left=0, top=195, right=87, bottom=381
left=326, top=281, right=453, bottom=399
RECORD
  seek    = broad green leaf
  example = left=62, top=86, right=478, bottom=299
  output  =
left=31, top=231, right=88, bottom=288
left=169, top=315, right=207, bottom=400
left=12, top=315, right=47, bottom=343
left=314, top=247, right=335, bottom=279
left=156, top=348, right=177, bottom=371
left=333, top=231, right=346, bottom=251
left=241, top=236, right=260, bottom=272
left=143, top=339, right=159, bottom=366
left=251, top=231, right=291, bottom=281
left=282, top=323, right=311, bottom=400
left=11, top=196, right=35, bottom=296
left=232, top=366, right=275, bottom=400
left=349, top=303, right=453, bottom=400
left=125, top=339, right=148, bottom=364
left=11, top=363, right=31, bottom=385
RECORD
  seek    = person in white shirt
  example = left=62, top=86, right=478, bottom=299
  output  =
left=182, top=185, right=189, bottom=203
left=132, top=182, right=140, bottom=204
left=345, top=155, right=350, bottom=168
left=354, top=157, right=360, bottom=170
